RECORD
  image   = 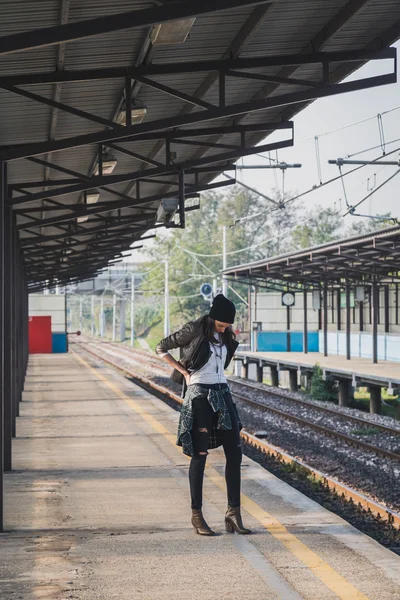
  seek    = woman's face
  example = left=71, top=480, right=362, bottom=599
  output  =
left=214, top=320, right=231, bottom=334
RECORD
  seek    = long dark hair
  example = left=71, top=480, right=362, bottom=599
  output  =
left=204, top=316, right=236, bottom=346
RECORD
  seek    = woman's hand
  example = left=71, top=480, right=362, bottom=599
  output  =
left=183, top=371, right=191, bottom=386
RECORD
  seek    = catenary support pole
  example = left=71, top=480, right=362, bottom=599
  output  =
left=119, top=298, right=126, bottom=342
left=112, top=294, right=117, bottom=341
left=164, top=259, right=170, bottom=338
left=90, top=295, right=95, bottom=336
left=130, top=274, right=135, bottom=347
left=222, top=225, right=228, bottom=297
left=100, top=295, right=104, bottom=337
left=79, top=295, right=83, bottom=331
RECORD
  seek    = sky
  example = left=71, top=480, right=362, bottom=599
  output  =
left=131, top=41, right=400, bottom=264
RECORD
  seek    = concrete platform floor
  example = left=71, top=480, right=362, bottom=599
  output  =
left=1, top=351, right=400, bottom=600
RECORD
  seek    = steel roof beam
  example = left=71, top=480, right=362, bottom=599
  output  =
left=24, top=156, right=140, bottom=208
left=0, top=48, right=393, bottom=86
left=10, top=134, right=293, bottom=205
left=1, top=55, right=395, bottom=162
left=16, top=177, right=230, bottom=231
left=0, top=0, right=270, bottom=56
left=20, top=215, right=153, bottom=246
left=0, top=83, right=121, bottom=130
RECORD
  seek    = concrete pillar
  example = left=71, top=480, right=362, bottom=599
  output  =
left=338, top=380, right=350, bottom=407
left=256, top=364, right=263, bottom=383
left=270, top=366, right=279, bottom=387
left=241, top=362, right=249, bottom=379
left=289, top=370, right=298, bottom=392
left=369, top=385, right=382, bottom=414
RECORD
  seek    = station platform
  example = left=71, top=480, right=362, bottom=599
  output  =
left=1, top=352, right=400, bottom=600
left=236, top=351, right=400, bottom=388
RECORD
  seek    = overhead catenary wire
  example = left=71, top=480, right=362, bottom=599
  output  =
left=343, top=167, right=400, bottom=216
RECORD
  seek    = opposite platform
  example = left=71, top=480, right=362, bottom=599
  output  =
left=1, top=351, right=400, bottom=600
left=236, top=350, right=400, bottom=387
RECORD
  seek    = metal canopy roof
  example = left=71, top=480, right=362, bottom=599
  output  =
left=0, top=0, right=399, bottom=290
left=224, top=225, right=400, bottom=290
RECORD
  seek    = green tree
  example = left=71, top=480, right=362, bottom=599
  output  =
left=291, top=205, right=343, bottom=249
left=343, top=213, right=394, bottom=237
left=140, top=186, right=300, bottom=323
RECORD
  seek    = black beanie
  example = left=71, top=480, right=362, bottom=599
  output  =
left=209, top=294, right=236, bottom=324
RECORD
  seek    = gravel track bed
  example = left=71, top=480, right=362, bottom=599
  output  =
left=228, top=381, right=400, bottom=454
left=229, top=377, right=400, bottom=431
left=78, top=343, right=400, bottom=513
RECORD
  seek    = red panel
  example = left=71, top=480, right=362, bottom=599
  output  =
left=29, top=316, right=52, bottom=354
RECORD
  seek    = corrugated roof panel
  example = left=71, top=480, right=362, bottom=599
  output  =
left=0, top=0, right=398, bottom=283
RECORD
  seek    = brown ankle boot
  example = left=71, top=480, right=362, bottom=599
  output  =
left=191, top=509, right=215, bottom=536
left=225, top=506, right=251, bottom=534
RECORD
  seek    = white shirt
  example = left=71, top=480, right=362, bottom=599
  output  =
left=189, top=341, right=227, bottom=385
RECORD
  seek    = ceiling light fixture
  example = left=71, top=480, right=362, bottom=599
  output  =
left=94, top=153, right=117, bottom=175
left=116, top=99, right=147, bottom=126
left=77, top=189, right=100, bottom=223
left=150, top=18, right=195, bottom=45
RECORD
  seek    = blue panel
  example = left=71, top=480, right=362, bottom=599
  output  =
left=307, top=332, right=319, bottom=352
left=52, top=332, right=67, bottom=353
left=258, top=332, right=287, bottom=351
left=290, top=332, right=303, bottom=352
left=257, top=331, right=319, bottom=352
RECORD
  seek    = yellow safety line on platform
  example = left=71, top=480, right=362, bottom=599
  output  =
left=71, top=349, right=370, bottom=600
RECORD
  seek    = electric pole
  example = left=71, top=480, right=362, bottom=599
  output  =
left=222, top=225, right=228, bottom=297
left=130, top=274, right=135, bottom=347
left=164, top=259, right=170, bottom=338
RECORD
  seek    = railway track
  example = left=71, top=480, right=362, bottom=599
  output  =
left=75, top=338, right=400, bottom=461
left=71, top=340, right=400, bottom=532
left=229, top=377, right=400, bottom=437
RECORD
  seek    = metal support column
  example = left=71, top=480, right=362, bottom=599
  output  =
left=384, top=285, right=389, bottom=334
left=286, top=305, right=291, bottom=352
left=0, top=161, right=5, bottom=530
left=345, top=283, right=351, bottom=360
left=3, top=179, right=12, bottom=473
left=372, top=282, right=378, bottom=364
left=336, top=288, right=341, bottom=330
left=359, top=300, right=364, bottom=332
left=323, top=283, right=328, bottom=357
left=303, top=289, right=308, bottom=354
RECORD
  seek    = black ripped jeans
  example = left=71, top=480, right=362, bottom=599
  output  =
left=189, top=384, right=242, bottom=510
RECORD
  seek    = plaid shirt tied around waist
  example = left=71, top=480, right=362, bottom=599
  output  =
left=177, top=384, right=235, bottom=457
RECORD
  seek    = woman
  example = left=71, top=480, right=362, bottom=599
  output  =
left=156, top=294, right=251, bottom=536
